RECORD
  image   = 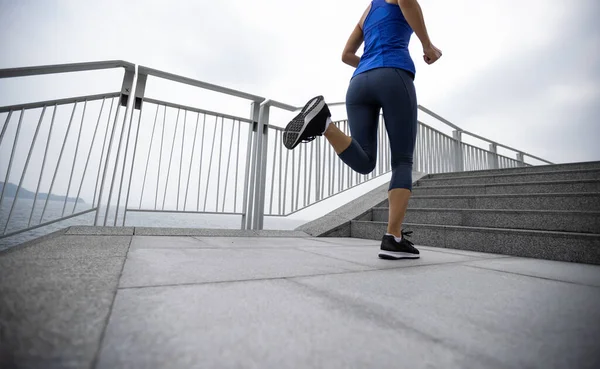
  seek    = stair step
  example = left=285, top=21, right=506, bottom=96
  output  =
left=350, top=221, right=600, bottom=265
left=394, top=193, right=600, bottom=211
left=424, top=161, right=600, bottom=179
left=417, top=169, right=600, bottom=186
left=412, top=179, right=600, bottom=196
left=371, top=208, right=600, bottom=234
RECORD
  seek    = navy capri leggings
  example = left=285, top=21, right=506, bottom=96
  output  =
left=338, top=67, right=417, bottom=191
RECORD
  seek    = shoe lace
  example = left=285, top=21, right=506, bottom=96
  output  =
left=401, top=230, right=414, bottom=246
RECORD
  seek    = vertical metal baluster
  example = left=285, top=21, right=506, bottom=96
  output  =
left=440, top=136, right=445, bottom=172
left=304, top=142, right=308, bottom=207
left=73, top=98, right=106, bottom=214
left=203, top=116, right=218, bottom=211
left=268, top=128, right=277, bottom=215
left=162, top=108, right=181, bottom=210
left=93, top=98, right=115, bottom=207
left=447, top=137, right=451, bottom=172
left=282, top=142, right=289, bottom=215
left=183, top=113, right=200, bottom=211
left=139, top=104, right=160, bottom=209
left=235, top=121, right=242, bottom=213
left=278, top=130, right=283, bottom=215
left=41, top=103, right=78, bottom=223
left=338, top=134, right=342, bottom=192
left=94, top=100, right=122, bottom=226
left=29, top=105, right=57, bottom=227
left=291, top=149, right=295, bottom=212
left=155, top=106, right=166, bottom=210
left=328, top=140, right=332, bottom=199
left=482, top=150, right=486, bottom=170
left=432, top=129, right=437, bottom=173
left=61, top=101, right=87, bottom=217
left=330, top=140, right=335, bottom=197
left=223, top=119, right=236, bottom=212
left=215, top=117, right=225, bottom=212
left=0, top=109, right=25, bottom=216
left=307, top=140, right=314, bottom=205
left=416, top=124, right=421, bottom=172
left=442, top=135, right=446, bottom=172
left=0, top=111, right=12, bottom=148
left=196, top=115, right=207, bottom=211
left=177, top=111, right=188, bottom=211
left=3, top=107, right=47, bottom=234
left=468, top=146, right=473, bottom=171
left=435, top=132, right=441, bottom=173
left=296, top=145, right=302, bottom=210
left=439, top=135, right=444, bottom=172
left=327, top=138, right=337, bottom=197
left=424, top=127, right=429, bottom=173
left=439, top=133, right=444, bottom=173
left=121, top=103, right=146, bottom=226
left=345, top=121, right=350, bottom=189
left=464, top=144, right=468, bottom=170
left=321, top=137, right=329, bottom=197
left=428, top=128, right=433, bottom=173
left=315, top=137, right=320, bottom=202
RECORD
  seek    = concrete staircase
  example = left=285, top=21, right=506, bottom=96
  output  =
left=350, top=161, right=600, bottom=265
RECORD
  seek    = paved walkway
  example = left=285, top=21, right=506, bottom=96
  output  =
left=1, top=226, right=600, bottom=369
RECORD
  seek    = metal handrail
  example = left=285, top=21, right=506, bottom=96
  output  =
left=137, top=66, right=265, bottom=104
left=0, top=60, right=135, bottom=78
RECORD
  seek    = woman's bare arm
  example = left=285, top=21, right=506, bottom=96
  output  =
left=398, top=0, right=431, bottom=48
left=341, top=5, right=370, bottom=68
left=341, top=24, right=363, bottom=68
left=397, top=0, right=442, bottom=64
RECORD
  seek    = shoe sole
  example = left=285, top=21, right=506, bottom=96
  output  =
left=378, top=250, right=420, bottom=260
left=283, top=95, right=326, bottom=150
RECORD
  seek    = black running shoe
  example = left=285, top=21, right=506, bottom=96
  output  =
left=378, top=230, right=420, bottom=260
left=283, top=95, right=331, bottom=150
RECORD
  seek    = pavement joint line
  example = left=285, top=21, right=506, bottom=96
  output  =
left=295, top=247, right=383, bottom=268
left=116, top=257, right=506, bottom=291
left=464, top=264, right=600, bottom=289
left=416, top=247, right=513, bottom=259
left=90, top=235, right=133, bottom=369
left=308, top=238, right=379, bottom=246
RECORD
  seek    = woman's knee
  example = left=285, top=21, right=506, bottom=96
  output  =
left=356, top=159, right=377, bottom=175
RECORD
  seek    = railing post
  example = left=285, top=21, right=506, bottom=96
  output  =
left=120, top=70, right=147, bottom=226
left=516, top=152, right=525, bottom=167
left=452, top=130, right=464, bottom=172
left=241, top=102, right=260, bottom=230
left=252, top=103, right=270, bottom=230
left=488, top=143, right=499, bottom=169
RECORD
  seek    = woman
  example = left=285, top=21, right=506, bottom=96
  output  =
left=283, top=0, right=442, bottom=260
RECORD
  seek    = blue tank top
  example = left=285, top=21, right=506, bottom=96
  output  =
left=352, top=0, right=416, bottom=79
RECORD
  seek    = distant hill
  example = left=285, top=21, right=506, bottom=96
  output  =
left=0, top=182, right=86, bottom=204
